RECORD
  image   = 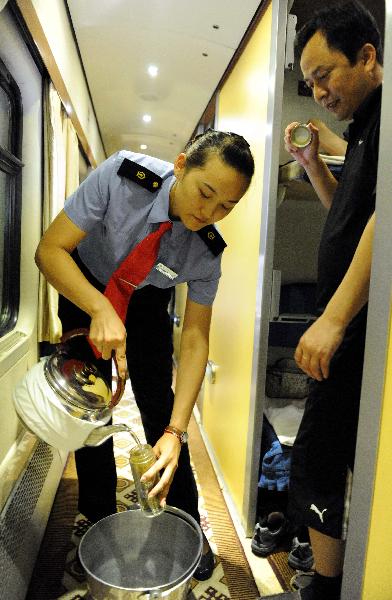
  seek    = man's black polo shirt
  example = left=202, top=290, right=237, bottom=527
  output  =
left=316, top=85, right=382, bottom=340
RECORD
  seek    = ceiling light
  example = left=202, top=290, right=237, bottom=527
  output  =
left=140, top=144, right=148, bottom=150
left=148, top=65, right=158, bottom=77
left=142, top=114, right=152, bottom=123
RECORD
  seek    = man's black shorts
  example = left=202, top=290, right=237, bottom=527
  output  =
left=288, top=327, right=366, bottom=538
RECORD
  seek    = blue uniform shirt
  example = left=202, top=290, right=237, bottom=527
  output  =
left=64, top=150, right=222, bottom=305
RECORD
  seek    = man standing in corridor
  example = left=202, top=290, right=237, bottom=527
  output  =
left=284, top=2, right=383, bottom=598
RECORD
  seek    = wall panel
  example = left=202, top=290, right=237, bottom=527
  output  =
left=202, top=2, right=273, bottom=518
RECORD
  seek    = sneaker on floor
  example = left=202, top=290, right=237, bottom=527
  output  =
left=251, top=511, right=289, bottom=557
left=288, top=537, right=314, bottom=571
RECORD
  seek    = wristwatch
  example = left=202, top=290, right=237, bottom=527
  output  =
left=164, top=425, right=189, bottom=445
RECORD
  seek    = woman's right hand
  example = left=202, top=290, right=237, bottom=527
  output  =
left=89, top=298, right=127, bottom=378
left=284, top=121, right=320, bottom=168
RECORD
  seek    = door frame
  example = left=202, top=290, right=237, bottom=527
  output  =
left=247, top=3, right=392, bottom=599
left=242, top=0, right=289, bottom=533
left=342, top=1, right=392, bottom=597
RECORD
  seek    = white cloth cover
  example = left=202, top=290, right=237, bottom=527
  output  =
left=264, top=396, right=306, bottom=446
left=12, top=359, right=110, bottom=451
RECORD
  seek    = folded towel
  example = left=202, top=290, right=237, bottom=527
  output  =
left=259, top=440, right=291, bottom=492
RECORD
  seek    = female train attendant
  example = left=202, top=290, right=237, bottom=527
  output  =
left=35, top=129, right=254, bottom=580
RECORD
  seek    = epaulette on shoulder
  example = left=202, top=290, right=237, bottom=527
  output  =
left=117, top=158, right=162, bottom=192
left=197, top=225, right=227, bottom=256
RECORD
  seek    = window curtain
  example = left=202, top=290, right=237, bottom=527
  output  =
left=37, top=81, right=79, bottom=343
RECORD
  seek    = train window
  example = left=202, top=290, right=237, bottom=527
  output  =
left=0, top=58, right=23, bottom=337
left=0, top=87, right=10, bottom=149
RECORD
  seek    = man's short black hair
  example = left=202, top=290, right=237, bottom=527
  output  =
left=295, top=0, right=383, bottom=66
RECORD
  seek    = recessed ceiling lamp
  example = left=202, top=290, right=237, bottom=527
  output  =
left=148, top=65, right=158, bottom=77
left=142, top=114, right=152, bottom=123
left=140, top=144, right=148, bottom=150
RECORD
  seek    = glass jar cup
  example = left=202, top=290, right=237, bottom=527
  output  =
left=129, top=443, right=164, bottom=517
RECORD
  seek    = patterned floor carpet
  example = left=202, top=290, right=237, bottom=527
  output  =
left=27, top=379, right=259, bottom=599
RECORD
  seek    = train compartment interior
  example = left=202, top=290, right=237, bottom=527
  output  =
left=0, top=1, right=391, bottom=599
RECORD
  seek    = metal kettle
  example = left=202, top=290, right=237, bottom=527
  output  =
left=44, top=331, right=123, bottom=419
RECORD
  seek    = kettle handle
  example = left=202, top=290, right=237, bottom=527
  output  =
left=61, top=328, right=126, bottom=409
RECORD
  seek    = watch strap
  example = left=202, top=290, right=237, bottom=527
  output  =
left=164, top=425, right=188, bottom=444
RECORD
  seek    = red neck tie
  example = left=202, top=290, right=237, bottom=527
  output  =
left=105, top=220, right=173, bottom=321
left=90, top=221, right=172, bottom=358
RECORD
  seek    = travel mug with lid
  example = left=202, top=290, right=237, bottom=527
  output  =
left=290, top=123, right=312, bottom=148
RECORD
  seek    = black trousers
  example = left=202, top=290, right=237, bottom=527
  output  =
left=58, top=252, right=199, bottom=523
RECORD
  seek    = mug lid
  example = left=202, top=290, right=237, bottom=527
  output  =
left=44, top=349, right=111, bottom=412
left=291, top=124, right=312, bottom=148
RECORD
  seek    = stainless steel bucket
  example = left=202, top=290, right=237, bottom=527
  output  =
left=78, top=506, right=203, bottom=599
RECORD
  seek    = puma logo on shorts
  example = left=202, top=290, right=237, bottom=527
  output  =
left=310, top=504, right=328, bottom=523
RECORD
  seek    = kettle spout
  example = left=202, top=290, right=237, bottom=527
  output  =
left=84, top=423, right=141, bottom=447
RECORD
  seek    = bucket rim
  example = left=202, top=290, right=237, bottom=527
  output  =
left=78, top=505, right=203, bottom=594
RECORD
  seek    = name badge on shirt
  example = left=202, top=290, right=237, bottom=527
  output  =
left=155, top=263, right=178, bottom=280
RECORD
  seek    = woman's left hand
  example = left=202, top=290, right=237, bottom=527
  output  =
left=140, top=432, right=182, bottom=506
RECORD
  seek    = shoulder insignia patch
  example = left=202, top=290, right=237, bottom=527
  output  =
left=197, top=225, right=227, bottom=256
left=117, top=158, right=162, bottom=192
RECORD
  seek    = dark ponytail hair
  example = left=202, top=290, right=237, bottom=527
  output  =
left=184, top=129, right=255, bottom=183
